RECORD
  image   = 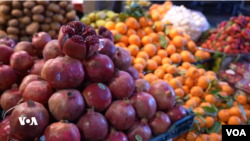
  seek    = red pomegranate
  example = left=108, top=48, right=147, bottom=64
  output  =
left=14, top=70, right=28, bottom=85
left=83, top=52, right=114, bottom=83
left=9, top=100, right=49, bottom=141
left=41, top=59, right=53, bottom=80
left=148, top=81, right=175, bottom=110
left=0, top=64, right=17, bottom=91
left=48, top=89, right=84, bottom=122
left=107, top=70, right=135, bottom=99
left=105, top=99, right=135, bottom=130
left=0, top=123, right=20, bottom=141
left=19, top=74, right=43, bottom=93
left=0, top=37, right=15, bottom=48
left=126, top=118, right=152, bottom=141
left=29, top=59, right=45, bottom=75
left=166, top=104, right=187, bottom=123
left=43, top=39, right=64, bottom=61
left=0, top=44, right=14, bottom=64
left=32, top=32, right=52, bottom=50
left=135, top=79, right=150, bottom=92
left=129, top=90, right=157, bottom=119
left=10, top=51, right=33, bottom=71
left=77, top=109, right=108, bottom=141
left=149, top=111, right=171, bottom=135
left=0, top=84, right=22, bottom=114
left=102, top=128, right=128, bottom=141
left=98, top=38, right=116, bottom=59
left=14, top=41, right=35, bottom=56
left=0, top=115, right=10, bottom=129
left=43, top=120, right=80, bottom=141
left=82, top=83, right=111, bottom=112
left=126, top=66, right=139, bottom=80
left=22, top=80, right=54, bottom=106
left=44, top=56, right=84, bottom=89
left=112, top=47, right=131, bottom=71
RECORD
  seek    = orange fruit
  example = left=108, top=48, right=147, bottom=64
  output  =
left=151, top=55, right=161, bottom=65
left=115, top=22, right=127, bottom=34
left=136, top=51, right=149, bottom=61
left=154, top=21, right=164, bottom=32
left=240, top=115, right=247, bottom=123
left=244, top=109, right=250, bottom=118
left=163, top=73, right=173, bottom=81
left=158, top=31, right=165, bottom=36
left=149, top=32, right=159, bottom=42
left=143, top=27, right=153, bottom=35
left=123, top=48, right=131, bottom=55
left=133, top=63, right=143, bottom=73
left=190, top=86, right=204, bottom=97
left=187, top=41, right=197, bottom=53
left=182, top=62, right=191, bottom=69
left=161, top=57, right=172, bottom=65
left=180, top=50, right=195, bottom=62
left=219, top=91, right=228, bottom=97
left=166, top=44, right=176, bottom=55
left=227, top=116, right=241, bottom=125
left=166, top=65, right=178, bottom=74
left=206, top=74, right=217, bottom=81
left=141, top=36, right=153, bottom=46
left=193, top=107, right=204, bottom=116
left=142, top=44, right=157, bottom=57
left=130, top=56, right=135, bottom=64
left=221, top=84, right=234, bottom=95
left=118, top=35, right=128, bottom=46
left=126, top=28, right=136, bottom=37
left=235, top=94, right=247, bottom=105
left=206, top=71, right=216, bottom=76
left=133, top=57, right=146, bottom=68
left=205, top=94, right=216, bottom=104
left=198, top=68, right=206, bottom=76
left=194, top=50, right=206, bottom=60
left=170, top=53, right=181, bottom=64
left=154, top=68, right=165, bottom=79
left=151, top=13, right=161, bottom=21
left=185, top=99, right=197, bottom=108
left=186, top=67, right=200, bottom=79
left=200, top=102, right=211, bottom=107
left=139, top=73, right=144, bottom=78
left=194, top=117, right=205, bottom=128
left=139, top=17, right=148, bottom=27
left=218, top=109, right=230, bottom=122
left=128, top=44, right=139, bottom=56
left=191, top=97, right=201, bottom=105
left=125, top=17, right=138, bottom=29
left=161, top=63, right=170, bottom=72
left=128, top=34, right=141, bottom=46
left=105, top=21, right=115, bottom=30
left=115, top=42, right=126, bottom=48
left=169, top=78, right=182, bottom=89
left=205, top=116, right=214, bottom=128
left=186, top=132, right=197, bottom=141
left=183, top=34, right=191, bottom=41
left=196, top=76, right=210, bottom=90
left=176, top=76, right=185, bottom=85
left=169, top=28, right=181, bottom=39
left=184, top=77, right=195, bottom=88
left=204, top=51, right=211, bottom=59
left=146, top=59, right=158, bottom=71
left=157, top=49, right=168, bottom=59
left=229, top=107, right=242, bottom=117
left=173, top=35, right=184, bottom=48
left=209, top=133, right=220, bottom=141
left=175, top=88, right=184, bottom=98
left=182, top=85, right=190, bottom=95
left=143, top=73, right=154, bottom=84
left=136, top=29, right=146, bottom=39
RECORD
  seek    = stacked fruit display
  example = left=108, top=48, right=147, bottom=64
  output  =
left=0, top=1, right=78, bottom=41
left=198, top=15, right=250, bottom=54
left=148, top=1, right=173, bottom=21
left=0, top=21, right=188, bottom=141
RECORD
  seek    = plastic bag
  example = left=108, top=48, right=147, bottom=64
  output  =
left=236, top=78, right=250, bottom=93
left=219, top=69, right=243, bottom=85
left=162, top=5, right=210, bottom=41
left=229, top=62, right=250, bottom=74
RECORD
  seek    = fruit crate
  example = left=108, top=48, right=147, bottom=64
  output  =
left=149, top=110, right=194, bottom=141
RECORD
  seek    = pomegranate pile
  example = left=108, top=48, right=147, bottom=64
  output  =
left=0, top=21, right=187, bottom=141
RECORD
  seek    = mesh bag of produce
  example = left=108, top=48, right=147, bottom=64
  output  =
left=162, top=5, right=210, bottom=41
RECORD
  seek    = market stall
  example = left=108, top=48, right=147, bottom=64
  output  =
left=0, top=1, right=249, bottom=141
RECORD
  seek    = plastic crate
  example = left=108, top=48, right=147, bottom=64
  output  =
left=149, top=110, right=194, bottom=141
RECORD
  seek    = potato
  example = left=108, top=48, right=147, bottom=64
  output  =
left=0, top=1, right=11, bottom=5
left=32, top=5, right=44, bottom=14
left=0, top=30, right=7, bottom=38
left=47, top=30, right=56, bottom=37
left=58, top=9, right=65, bottom=15
left=26, top=22, right=39, bottom=35
left=50, top=22, right=61, bottom=30
left=8, top=19, right=19, bottom=27
left=23, top=1, right=36, bottom=9
left=19, top=30, right=26, bottom=36
left=11, top=9, right=23, bottom=17
left=8, top=34, right=18, bottom=41
left=19, top=23, right=26, bottom=29
left=59, top=1, right=68, bottom=8
left=0, top=16, right=6, bottom=25
left=36, top=0, right=49, bottom=5
left=52, top=14, right=63, bottom=22
left=0, top=5, right=11, bottom=14
left=32, top=14, right=45, bottom=22
left=7, top=27, right=19, bottom=34
left=12, top=1, right=22, bottom=9
left=44, top=17, right=52, bottom=23
left=0, top=14, right=12, bottom=20
left=21, top=16, right=31, bottom=25
left=41, top=24, right=50, bottom=31
left=66, top=10, right=76, bottom=20
left=20, top=36, right=30, bottom=42
left=45, top=11, right=53, bottom=17
left=66, top=4, right=74, bottom=11
left=47, top=3, right=60, bottom=12
left=23, top=8, right=31, bottom=16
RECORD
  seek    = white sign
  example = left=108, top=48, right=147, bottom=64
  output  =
left=226, top=129, right=246, bottom=136
left=18, top=117, right=38, bottom=126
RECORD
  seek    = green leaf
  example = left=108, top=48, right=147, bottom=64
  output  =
left=208, top=121, right=221, bottom=133
left=206, top=82, right=212, bottom=92
left=164, top=25, right=169, bottom=35
left=189, top=106, right=193, bottom=111
left=238, top=102, right=246, bottom=116
left=233, top=54, right=241, bottom=63
left=130, top=2, right=139, bottom=9
left=114, top=34, right=121, bottom=42
left=194, top=111, right=203, bottom=116
left=152, top=23, right=156, bottom=29
left=134, top=11, right=142, bottom=18
left=196, top=115, right=206, bottom=123
left=175, top=96, right=180, bottom=100
left=211, top=104, right=218, bottom=112
left=209, top=89, right=220, bottom=95
left=183, top=94, right=189, bottom=100
left=202, top=106, right=217, bottom=116
left=196, top=64, right=207, bottom=70
left=213, top=51, right=221, bottom=59
left=194, top=56, right=202, bottom=61
left=158, top=34, right=167, bottom=49
left=226, top=99, right=233, bottom=108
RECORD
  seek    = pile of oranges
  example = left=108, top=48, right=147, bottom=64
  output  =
left=148, top=1, right=173, bottom=20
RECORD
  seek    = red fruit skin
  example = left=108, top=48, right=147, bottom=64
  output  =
left=58, top=25, right=75, bottom=48
left=108, top=70, right=135, bottom=99
left=126, top=119, right=152, bottom=141
left=0, top=85, right=22, bottom=114
left=0, top=44, right=14, bottom=64
left=0, top=65, right=17, bottom=91
left=43, top=40, right=64, bottom=61
left=19, top=74, right=42, bottom=93
left=0, top=123, right=20, bottom=141
left=85, top=35, right=100, bottom=58
left=32, top=32, right=52, bottom=50
left=148, top=81, right=175, bottom=111
left=0, top=116, right=10, bottom=129
left=48, top=89, right=85, bottom=122
left=77, top=109, right=108, bottom=141
left=129, top=91, right=157, bottom=119
left=9, top=101, right=49, bottom=141
left=84, top=52, right=114, bottom=83
left=22, top=80, right=54, bottom=106
left=149, top=111, right=171, bottom=135
left=126, top=66, right=139, bottom=80
left=102, top=129, right=128, bottom=141
left=43, top=121, right=81, bottom=141
left=67, top=21, right=85, bottom=35
left=10, top=51, right=33, bottom=71
left=0, top=38, right=15, bottom=48
left=112, top=47, right=131, bottom=71
left=29, top=59, right=45, bottom=76
left=105, top=100, right=135, bottom=130
left=166, top=105, right=187, bottom=123
left=14, top=41, right=35, bottom=56
left=98, top=38, right=116, bottom=59
left=135, top=79, right=150, bottom=92
left=41, top=59, right=53, bottom=80
left=14, top=70, right=28, bottom=85
left=45, top=56, right=84, bottom=89
left=82, top=83, right=111, bottom=112
left=35, top=48, right=44, bottom=59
